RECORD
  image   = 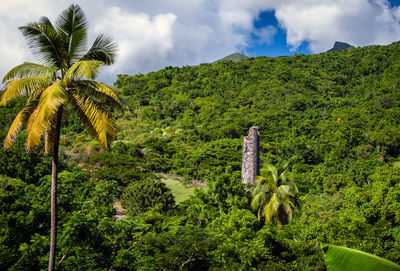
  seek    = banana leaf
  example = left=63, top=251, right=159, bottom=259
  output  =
left=322, top=244, right=400, bottom=271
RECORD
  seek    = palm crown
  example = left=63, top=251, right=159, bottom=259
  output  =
left=0, top=4, right=121, bottom=153
left=250, top=163, right=298, bottom=225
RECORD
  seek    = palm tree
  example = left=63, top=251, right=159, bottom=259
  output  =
left=0, top=5, right=121, bottom=271
left=250, top=163, right=298, bottom=225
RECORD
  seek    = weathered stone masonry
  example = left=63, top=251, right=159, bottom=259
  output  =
left=241, top=126, right=260, bottom=186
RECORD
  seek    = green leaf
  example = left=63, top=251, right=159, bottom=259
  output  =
left=64, top=60, right=103, bottom=80
left=2, top=62, right=55, bottom=83
left=322, top=244, right=400, bottom=271
left=55, top=4, right=88, bottom=65
left=19, top=22, right=67, bottom=69
left=82, top=34, right=117, bottom=65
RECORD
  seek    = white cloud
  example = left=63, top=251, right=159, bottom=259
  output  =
left=394, top=5, right=400, bottom=20
left=253, top=26, right=277, bottom=45
left=276, top=2, right=344, bottom=51
left=0, top=0, right=53, bottom=79
left=0, top=0, right=52, bottom=20
left=218, top=0, right=278, bottom=29
left=91, top=0, right=247, bottom=81
left=275, top=0, right=400, bottom=52
left=1, top=0, right=400, bottom=84
left=93, top=7, right=177, bottom=76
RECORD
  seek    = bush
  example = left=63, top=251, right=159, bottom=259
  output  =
left=121, top=179, right=175, bottom=216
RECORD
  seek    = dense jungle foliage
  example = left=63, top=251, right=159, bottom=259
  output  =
left=1, top=41, right=400, bottom=270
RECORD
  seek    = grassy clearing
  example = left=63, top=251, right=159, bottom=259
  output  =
left=161, top=179, right=206, bottom=203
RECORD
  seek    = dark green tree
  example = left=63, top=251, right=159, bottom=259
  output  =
left=121, top=179, right=175, bottom=216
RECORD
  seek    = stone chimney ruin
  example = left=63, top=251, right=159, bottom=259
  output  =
left=241, top=126, right=260, bottom=186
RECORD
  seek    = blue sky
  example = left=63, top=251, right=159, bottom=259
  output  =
left=246, top=0, right=400, bottom=58
left=246, top=10, right=311, bottom=57
left=1, top=0, right=400, bottom=83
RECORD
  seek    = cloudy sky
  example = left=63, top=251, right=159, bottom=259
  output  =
left=1, top=0, right=400, bottom=84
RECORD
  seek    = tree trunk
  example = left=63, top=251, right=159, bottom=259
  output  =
left=48, top=108, right=62, bottom=271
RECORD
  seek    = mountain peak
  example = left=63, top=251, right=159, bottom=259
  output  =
left=327, top=41, right=353, bottom=52
left=214, top=53, right=249, bottom=63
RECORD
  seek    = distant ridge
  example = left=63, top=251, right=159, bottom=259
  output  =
left=214, top=53, right=249, bottom=63
left=327, top=41, right=353, bottom=52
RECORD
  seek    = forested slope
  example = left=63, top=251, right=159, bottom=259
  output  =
left=1, top=42, right=400, bottom=270
left=115, top=42, right=400, bottom=187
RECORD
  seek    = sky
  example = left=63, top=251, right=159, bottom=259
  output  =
left=1, top=0, right=400, bottom=84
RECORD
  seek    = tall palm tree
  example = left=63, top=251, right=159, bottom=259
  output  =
left=250, top=163, right=298, bottom=225
left=0, top=5, right=121, bottom=271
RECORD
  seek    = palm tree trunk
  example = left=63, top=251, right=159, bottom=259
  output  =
left=48, top=108, right=62, bottom=271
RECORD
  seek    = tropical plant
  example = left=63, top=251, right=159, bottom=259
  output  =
left=0, top=4, right=120, bottom=271
left=322, top=243, right=400, bottom=271
left=250, top=163, right=298, bottom=225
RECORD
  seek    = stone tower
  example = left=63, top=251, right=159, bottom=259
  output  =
left=241, top=126, right=260, bottom=186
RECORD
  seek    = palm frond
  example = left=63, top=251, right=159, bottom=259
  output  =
left=25, top=83, right=62, bottom=152
left=255, top=175, right=266, bottom=183
left=74, top=80, right=122, bottom=110
left=69, top=90, right=115, bottom=149
left=257, top=208, right=263, bottom=221
left=259, top=166, right=269, bottom=177
left=277, top=204, right=290, bottom=225
left=276, top=185, right=293, bottom=199
left=266, top=164, right=279, bottom=184
left=3, top=93, right=41, bottom=150
left=250, top=192, right=266, bottom=211
left=250, top=189, right=268, bottom=221
left=37, top=81, right=67, bottom=121
left=64, top=61, right=103, bottom=81
left=287, top=181, right=299, bottom=193
left=251, top=183, right=263, bottom=196
left=263, top=193, right=279, bottom=223
left=38, top=16, right=55, bottom=28
left=26, top=107, right=46, bottom=151
left=82, top=34, right=117, bottom=65
left=0, top=77, right=50, bottom=105
left=281, top=202, right=293, bottom=221
left=4, top=111, right=25, bottom=150
left=19, top=22, right=66, bottom=70
left=279, top=169, right=288, bottom=184
left=56, top=4, right=88, bottom=65
left=264, top=178, right=277, bottom=192
left=254, top=176, right=266, bottom=192
left=2, top=63, right=55, bottom=83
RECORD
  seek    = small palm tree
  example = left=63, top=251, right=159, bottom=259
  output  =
left=0, top=5, right=121, bottom=271
left=250, top=163, right=298, bottom=225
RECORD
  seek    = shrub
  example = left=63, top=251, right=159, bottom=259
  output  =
left=121, top=179, right=175, bottom=216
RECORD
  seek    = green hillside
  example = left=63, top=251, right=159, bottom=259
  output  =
left=114, top=42, right=400, bottom=186
left=213, top=52, right=249, bottom=63
left=1, top=42, right=400, bottom=270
